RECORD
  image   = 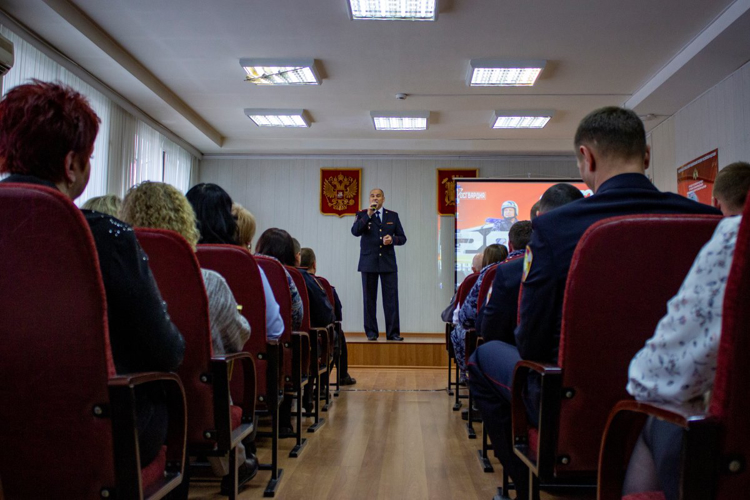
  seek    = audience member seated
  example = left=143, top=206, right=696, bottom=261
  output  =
left=292, top=237, right=302, bottom=267
left=478, top=187, right=581, bottom=343
left=81, top=193, right=122, bottom=217
left=622, top=161, right=750, bottom=500
left=467, top=106, right=721, bottom=499
left=451, top=244, right=507, bottom=383
left=119, top=180, right=258, bottom=492
left=0, top=80, right=185, bottom=467
left=255, top=228, right=314, bottom=434
left=529, top=200, right=541, bottom=220
left=187, top=183, right=285, bottom=341
left=301, top=247, right=355, bottom=386
left=232, top=202, right=257, bottom=251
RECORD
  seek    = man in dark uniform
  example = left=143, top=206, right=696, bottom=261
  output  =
left=467, top=106, right=721, bottom=498
left=351, top=188, right=407, bottom=341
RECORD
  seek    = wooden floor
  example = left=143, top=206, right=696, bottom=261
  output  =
left=188, top=368, right=585, bottom=500
left=187, top=368, right=501, bottom=499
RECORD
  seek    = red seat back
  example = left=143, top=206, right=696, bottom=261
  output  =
left=476, top=265, right=498, bottom=313
left=315, top=275, right=336, bottom=309
left=135, top=228, right=216, bottom=450
left=457, top=272, right=479, bottom=306
left=709, top=205, right=750, bottom=498
left=196, top=245, right=268, bottom=404
left=556, top=214, right=721, bottom=475
left=0, top=184, right=116, bottom=498
left=255, top=255, right=295, bottom=379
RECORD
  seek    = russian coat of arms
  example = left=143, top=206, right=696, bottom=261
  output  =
left=323, top=174, right=358, bottom=212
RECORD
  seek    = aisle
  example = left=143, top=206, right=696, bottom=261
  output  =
left=188, top=367, right=504, bottom=499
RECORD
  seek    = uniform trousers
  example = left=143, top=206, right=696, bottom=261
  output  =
left=361, top=271, right=400, bottom=339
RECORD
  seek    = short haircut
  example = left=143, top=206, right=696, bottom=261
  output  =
left=714, top=162, right=750, bottom=212
left=232, top=203, right=256, bottom=248
left=530, top=201, right=541, bottom=220
left=82, top=194, right=122, bottom=218
left=255, top=228, right=296, bottom=266
left=186, top=183, right=237, bottom=245
left=300, top=247, right=316, bottom=268
left=539, top=183, right=584, bottom=213
left=121, top=181, right=200, bottom=249
left=508, top=221, right=533, bottom=250
left=370, top=188, right=384, bottom=196
left=0, top=80, right=100, bottom=183
left=482, top=243, right=508, bottom=268
left=292, top=237, right=301, bottom=255
left=574, top=106, right=646, bottom=161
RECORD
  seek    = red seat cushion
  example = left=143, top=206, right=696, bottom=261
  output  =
left=231, top=405, right=243, bottom=430
left=528, top=427, right=539, bottom=455
left=623, top=492, right=666, bottom=500
left=141, top=445, right=167, bottom=490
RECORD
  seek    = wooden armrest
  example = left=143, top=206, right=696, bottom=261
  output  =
left=211, top=353, right=257, bottom=449
left=108, top=372, right=187, bottom=494
left=465, top=327, right=477, bottom=358
left=512, top=360, right=563, bottom=475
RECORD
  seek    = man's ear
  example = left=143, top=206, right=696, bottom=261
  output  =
left=643, top=145, right=651, bottom=170
left=579, top=144, right=596, bottom=174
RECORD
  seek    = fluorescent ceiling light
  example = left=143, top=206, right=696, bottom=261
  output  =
left=370, top=111, right=430, bottom=131
left=492, top=110, right=554, bottom=129
left=240, top=58, right=320, bottom=85
left=244, top=109, right=311, bottom=128
left=468, top=59, right=546, bottom=87
left=348, top=0, right=438, bottom=21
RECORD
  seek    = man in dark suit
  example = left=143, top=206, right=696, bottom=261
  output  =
left=351, top=188, right=407, bottom=341
left=467, top=106, right=721, bottom=498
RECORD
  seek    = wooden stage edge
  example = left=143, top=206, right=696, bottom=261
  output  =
left=345, top=332, right=449, bottom=367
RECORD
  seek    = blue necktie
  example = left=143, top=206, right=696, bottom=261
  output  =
left=374, top=210, right=381, bottom=223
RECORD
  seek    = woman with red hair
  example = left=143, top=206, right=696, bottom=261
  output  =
left=0, top=80, right=185, bottom=467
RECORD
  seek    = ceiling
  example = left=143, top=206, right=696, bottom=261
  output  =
left=1, top=0, right=749, bottom=157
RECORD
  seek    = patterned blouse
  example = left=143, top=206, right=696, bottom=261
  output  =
left=458, top=263, right=496, bottom=329
left=256, top=254, right=304, bottom=331
left=627, top=216, right=742, bottom=412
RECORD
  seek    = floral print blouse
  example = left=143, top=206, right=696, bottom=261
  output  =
left=627, top=216, right=742, bottom=412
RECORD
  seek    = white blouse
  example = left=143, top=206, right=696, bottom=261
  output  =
left=626, top=216, right=742, bottom=412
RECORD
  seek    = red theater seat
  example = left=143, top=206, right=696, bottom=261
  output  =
left=511, top=214, right=721, bottom=498
left=449, top=272, right=479, bottom=411
left=196, top=246, right=286, bottom=487
left=0, top=184, right=186, bottom=500
left=599, top=203, right=750, bottom=500
left=316, top=275, right=340, bottom=397
left=135, top=228, right=256, bottom=499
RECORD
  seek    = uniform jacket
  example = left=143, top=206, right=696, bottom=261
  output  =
left=351, top=208, right=407, bottom=273
left=478, top=257, right=524, bottom=344
left=515, top=173, right=722, bottom=364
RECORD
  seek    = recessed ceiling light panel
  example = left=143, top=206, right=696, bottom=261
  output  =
left=240, top=58, right=320, bottom=85
left=492, top=110, right=554, bottom=129
left=244, top=109, right=311, bottom=128
left=370, top=111, right=430, bottom=131
left=469, top=59, right=546, bottom=87
left=348, top=0, right=438, bottom=21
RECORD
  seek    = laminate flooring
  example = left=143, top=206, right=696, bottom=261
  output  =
left=188, top=368, right=589, bottom=500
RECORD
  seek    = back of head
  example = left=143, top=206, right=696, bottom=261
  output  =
left=300, top=247, right=316, bottom=269
left=471, top=252, right=483, bottom=273
left=292, top=238, right=301, bottom=255
left=530, top=201, right=541, bottom=220
left=255, top=228, right=296, bottom=266
left=482, top=243, right=508, bottom=268
left=714, top=161, right=750, bottom=216
left=0, top=80, right=100, bottom=184
left=539, top=183, right=585, bottom=213
left=82, top=194, right=122, bottom=218
left=121, top=181, right=200, bottom=249
left=508, top=221, right=533, bottom=250
left=574, top=106, right=646, bottom=164
left=232, top=202, right=256, bottom=248
left=186, top=183, right=237, bottom=245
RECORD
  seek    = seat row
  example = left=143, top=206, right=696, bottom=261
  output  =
left=446, top=209, right=750, bottom=500
left=0, top=184, right=344, bottom=500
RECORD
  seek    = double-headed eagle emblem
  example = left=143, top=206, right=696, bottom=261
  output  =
left=323, top=174, right=358, bottom=212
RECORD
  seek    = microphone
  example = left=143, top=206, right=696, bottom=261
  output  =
left=370, top=203, right=378, bottom=210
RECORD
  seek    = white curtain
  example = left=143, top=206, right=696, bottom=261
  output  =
left=0, top=24, right=199, bottom=203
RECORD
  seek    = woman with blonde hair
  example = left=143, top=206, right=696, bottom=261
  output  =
left=120, top=181, right=257, bottom=492
left=81, top=194, right=122, bottom=217
left=232, top=202, right=257, bottom=249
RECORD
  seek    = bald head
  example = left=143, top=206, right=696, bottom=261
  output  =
left=471, top=253, right=483, bottom=273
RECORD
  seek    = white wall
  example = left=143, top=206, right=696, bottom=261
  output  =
left=200, top=156, right=578, bottom=334
left=649, top=59, right=750, bottom=193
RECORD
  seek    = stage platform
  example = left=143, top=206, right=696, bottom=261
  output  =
left=347, top=333, right=448, bottom=368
